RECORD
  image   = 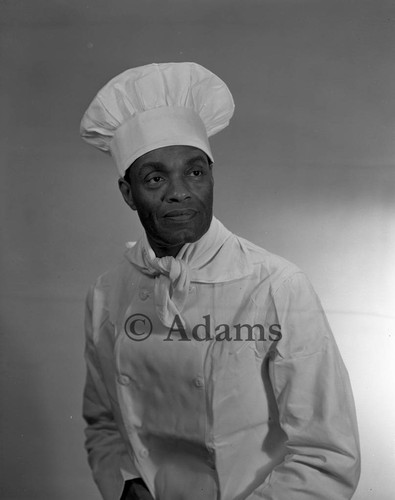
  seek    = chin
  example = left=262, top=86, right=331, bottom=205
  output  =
left=168, top=231, right=200, bottom=246
left=175, top=224, right=209, bottom=243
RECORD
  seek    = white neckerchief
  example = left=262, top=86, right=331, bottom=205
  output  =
left=125, top=217, right=253, bottom=327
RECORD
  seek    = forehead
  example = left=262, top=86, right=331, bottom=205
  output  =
left=132, top=145, right=208, bottom=168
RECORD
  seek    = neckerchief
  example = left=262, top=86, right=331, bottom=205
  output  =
left=125, top=217, right=253, bottom=327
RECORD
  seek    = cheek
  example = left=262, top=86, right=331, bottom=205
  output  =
left=193, top=179, right=213, bottom=199
left=132, top=192, right=160, bottom=217
left=201, top=186, right=214, bottom=209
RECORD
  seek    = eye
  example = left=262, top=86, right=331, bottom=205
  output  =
left=188, top=169, right=203, bottom=177
left=146, top=175, right=164, bottom=185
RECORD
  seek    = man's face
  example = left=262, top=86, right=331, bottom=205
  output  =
left=119, top=145, right=214, bottom=257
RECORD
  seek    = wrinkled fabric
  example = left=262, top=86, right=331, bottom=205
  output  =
left=83, top=223, right=360, bottom=500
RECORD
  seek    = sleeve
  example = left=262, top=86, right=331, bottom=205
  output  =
left=83, top=285, right=140, bottom=500
left=248, top=271, right=361, bottom=500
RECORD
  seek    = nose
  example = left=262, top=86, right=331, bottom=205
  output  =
left=165, top=176, right=191, bottom=203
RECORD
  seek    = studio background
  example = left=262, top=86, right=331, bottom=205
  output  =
left=1, top=1, right=394, bottom=499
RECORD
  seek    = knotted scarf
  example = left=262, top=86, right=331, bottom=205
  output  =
left=125, top=217, right=253, bottom=327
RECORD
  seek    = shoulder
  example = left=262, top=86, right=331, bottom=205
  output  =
left=237, top=235, right=304, bottom=295
left=237, top=237, right=331, bottom=357
left=86, top=250, right=139, bottom=317
left=93, top=255, right=134, bottom=290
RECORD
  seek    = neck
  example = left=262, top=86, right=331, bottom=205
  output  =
left=147, top=239, right=184, bottom=258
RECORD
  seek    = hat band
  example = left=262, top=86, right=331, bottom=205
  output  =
left=111, top=107, right=213, bottom=176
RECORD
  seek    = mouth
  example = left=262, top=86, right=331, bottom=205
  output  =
left=163, top=209, right=197, bottom=222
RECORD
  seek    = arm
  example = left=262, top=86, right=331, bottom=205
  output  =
left=249, top=272, right=361, bottom=499
left=83, top=285, right=141, bottom=500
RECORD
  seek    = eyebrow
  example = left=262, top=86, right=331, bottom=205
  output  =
left=137, top=155, right=208, bottom=177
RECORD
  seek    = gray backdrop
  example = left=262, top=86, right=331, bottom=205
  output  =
left=1, top=1, right=395, bottom=499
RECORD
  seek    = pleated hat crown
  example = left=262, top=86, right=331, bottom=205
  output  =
left=80, top=62, right=235, bottom=176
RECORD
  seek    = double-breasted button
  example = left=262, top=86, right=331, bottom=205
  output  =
left=139, top=289, right=150, bottom=301
left=117, top=375, right=131, bottom=385
left=139, top=448, right=149, bottom=458
left=194, top=376, right=204, bottom=388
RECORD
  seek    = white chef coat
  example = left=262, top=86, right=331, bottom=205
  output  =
left=83, top=224, right=360, bottom=500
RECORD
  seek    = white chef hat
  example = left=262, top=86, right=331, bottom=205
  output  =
left=80, top=62, right=235, bottom=177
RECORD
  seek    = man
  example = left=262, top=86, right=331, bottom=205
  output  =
left=80, top=62, right=360, bottom=500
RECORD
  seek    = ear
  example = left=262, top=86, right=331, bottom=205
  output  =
left=118, top=177, right=137, bottom=210
left=209, top=162, right=214, bottom=185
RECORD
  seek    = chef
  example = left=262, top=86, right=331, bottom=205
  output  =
left=80, top=62, right=360, bottom=500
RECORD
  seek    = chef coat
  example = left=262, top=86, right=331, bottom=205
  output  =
left=83, top=222, right=360, bottom=500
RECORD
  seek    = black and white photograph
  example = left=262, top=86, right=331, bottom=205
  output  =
left=1, top=1, right=394, bottom=499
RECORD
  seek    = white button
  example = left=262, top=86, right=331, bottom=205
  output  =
left=188, top=285, right=196, bottom=293
left=117, top=375, right=131, bottom=385
left=139, top=448, right=149, bottom=458
left=139, top=289, right=150, bottom=301
left=194, top=376, right=204, bottom=388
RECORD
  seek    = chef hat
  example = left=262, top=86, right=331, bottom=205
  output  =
left=80, top=62, right=235, bottom=176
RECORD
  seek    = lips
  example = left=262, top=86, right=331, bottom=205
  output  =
left=163, top=209, right=197, bottom=221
